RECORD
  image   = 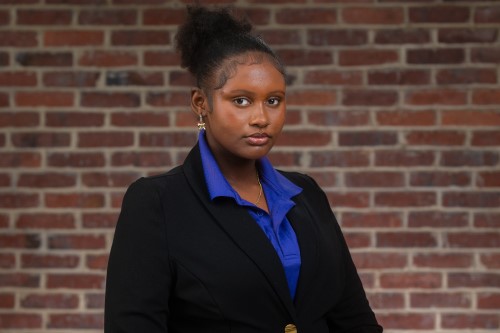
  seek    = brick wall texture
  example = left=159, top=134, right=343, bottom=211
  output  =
left=0, top=0, right=499, bottom=332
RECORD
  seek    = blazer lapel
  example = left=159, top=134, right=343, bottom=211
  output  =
left=182, top=145, right=297, bottom=319
left=287, top=195, right=319, bottom=310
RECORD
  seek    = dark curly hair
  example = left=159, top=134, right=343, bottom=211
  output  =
left=175, top=5, right=285, bottom=91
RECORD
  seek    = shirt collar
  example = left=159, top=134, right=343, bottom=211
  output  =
left=198, top=130, right=302, bottom=203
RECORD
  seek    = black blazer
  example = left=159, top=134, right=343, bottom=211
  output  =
left=105, top=144, right=382, bottom=333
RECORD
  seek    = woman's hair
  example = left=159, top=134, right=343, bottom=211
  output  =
left=175, top=5, right=285, bottom=91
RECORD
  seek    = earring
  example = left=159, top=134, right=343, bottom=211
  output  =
left=197, top=114, right=205, bottom=131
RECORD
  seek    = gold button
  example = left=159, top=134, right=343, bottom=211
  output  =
left=284, top=324, right=297, bottom=333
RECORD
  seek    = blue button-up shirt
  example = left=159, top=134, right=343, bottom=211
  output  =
left=198, top=130, right=303, bottom=298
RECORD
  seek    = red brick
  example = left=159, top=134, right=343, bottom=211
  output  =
left=478, top=293, right=500, bottom=309
left=343, top=89, right=398, bottom=106
left=0, top=273, right=39, bottom=288
left=0, top=92, right=8, bottom=107
left=481, top=254, right=500, bottom=269
left=352, top=252, right=407, bottom=269
left=439, top=28, right=498, bottom=43
left=78, top=132, right=133, bottom=147
left=240, top=8, right=271, bottom=25
left=106, top=71, right=164, bottom=86
left=287, top=90, right=336, bottom=106
left=276, top=8, right=336, bottom=24
left=21, top=254, right=79, bottom=269
left=341, top=212, right=402, bottom=228
left=413, top=253, right=473, bottom=268
left=447, top=232, right=500, bottom=248
left=375, top=192, right=436, bottom=207
left=46, top=112, right=104, bottom=127
left=409, top=211, right=468, bottom=228
left=258, top=29, right=301, bottom=45
left=473, top=89, right=500, bottom=105
left=47, top=0, right=105, bottom=3
left=146, top=91, right=190, bottom=107
left=0, top=152, right=41, bottom=168
left=449, top=273, right=500, bottom=288
left=407, top=48, right=465, bottom=64
left=307, top=29, right=367, bottom=46
left=377, top=232, right=437, bottom=248
left=111, top=191, right=125, bottom=208
left=16, top=213, right=75, bottom=229
left=82, top=172, right=138, bottom=187
left=0, top=293, right=14, bottom=308
left=374, top=29, right=430, bottom=44
left=437, top=68, right=497, bottom=84
left=169, top=71, right=195, bottom=87
left=406, top=130, right=466, bottom=146
left=49, top=235, right=106, bottom=250
left=18, top=172, right=76, bottom=188
left=369, top=70, right=430, bottom=85
left=344, top=232, right=372, bottom=248
left=82, top=212, right=118, bottom=229
left=21, top=294, right=79, bottom=309
left=111, top=151, right=171, bottom=167
left=441, top=151, right=499, bottom=167
left=442, top=110, right=500, bottom=126
left=47, top=274, right=104, bottom=289
left=326, top=192, right=369, bottom=208
left=380, top=273, right=442, bottom=289
left=0, top=234, right=40, bottom=248
left=406, top=89, right=467, bottom=105
left=85, top=293, right=105, bottom=309
left=268, top=152, right=303, bottom=168
left=79, top=50, right=138, bottom=67
left=443, top=192, right=500, bottom=208
left=48, top=313, right=103, bottom=329
left=15, top=92, right=74, bottom=107
left=0, top=10, right=9, bottom=25
left=305, top=70, right=362, bottom=86
left=0, top=254, right=15, bottom=268
left=0, top=314, right=42, bottom=329
left=345, top=171, right=404, bottom=188
left=48, top=152, right=105, bottom=167
left=410, top=6, right=469, bottom=23
left=277, top=130, right=333, bottom=147
left=111, top=30, right=170, bottom=46
left=308, top=110, right=369, bottom=126
left=377, top=110, right=435, bottom=126
left=86, top=254, right=109, bottom=270
left=0, top=71, right=36, bottom=86
left=410, top=171, right=470, bottom=187
left=442, top=314, right=499, bottom=329
left=411, top=292, right=471, bottom=308
left=81, top=92, right=140, bottom=108
left=44, top=30, right=104, bottom=47
left=16, top=52, right=72, bottom=67
left=277, top=49, right=333, bottom=66
left=475, top=6, right=500, bottom=23
left=475, top=213, right=500, bottom=228
left=12, top=132, right=70, bottom=148
left=0, top=112, right=39, bottom=127
left=471, top=47, right=500, bottom=63
left=339, top=49, right=398, bottom=66
left=478, top=171, right=500, bottom=187
left=368, top=293, right=404, bottom=309
left=45, top=193, right=105, bottom=208
left=376, top=150, right=435, bottom=166
left=111, top=112, right=169, bottom=127
left=79, top=9, right=137, bottom=25
left=0, top=193, right=39, bottom=208
left=342, top=7, right=404, bottom=24
left=0, top=173, right=10, bottom=187
left=143, top=8, right=185, bottom=25
left=17, top=9, right=72, bottom=25
left=339, top=131, right=397, bottom=146
left=472, top=131, right=500, bottom=146
left=0, top=52, right=8, bottom=66
left=43, top=71, right=100, bottom=87
left=310, top=151, right=370, bottom=167
left=111, top=0, right=165, bottom=4
left=0, top=31, right=37, bottom=47
left=144, top=51, right=179, bottom=66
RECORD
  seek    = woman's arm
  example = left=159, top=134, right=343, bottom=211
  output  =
left=105, top=178, right=172, bottom=333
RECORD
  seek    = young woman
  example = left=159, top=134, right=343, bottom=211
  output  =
left=105, top=5, right=382, bottom=333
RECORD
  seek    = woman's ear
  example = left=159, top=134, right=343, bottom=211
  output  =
left=191, top=88, right=208, bottom=117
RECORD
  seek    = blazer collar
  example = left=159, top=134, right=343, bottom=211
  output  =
left=182, top=144, right=319, bottom=318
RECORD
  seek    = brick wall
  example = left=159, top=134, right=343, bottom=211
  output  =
left=1, top=0, right=499, bottom=332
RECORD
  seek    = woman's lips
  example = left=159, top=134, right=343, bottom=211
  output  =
left=247, top=133, right=270, bottom=146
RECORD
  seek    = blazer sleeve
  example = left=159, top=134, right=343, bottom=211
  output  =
left=105, top=178, right=171, bottom=333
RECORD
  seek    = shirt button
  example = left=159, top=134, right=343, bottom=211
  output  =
left=284, top=324, right=297, bottom=333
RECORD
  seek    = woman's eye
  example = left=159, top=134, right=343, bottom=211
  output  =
left=234, top=97, right=250, bottom=106
left=267, top=97, right=281, bottom=106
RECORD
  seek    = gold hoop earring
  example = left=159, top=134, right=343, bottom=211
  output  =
left=197, top=114, right=205, bottom=131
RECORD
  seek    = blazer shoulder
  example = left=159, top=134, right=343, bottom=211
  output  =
left=277, top=169, right=323, bottom=193
left=124, top=165, right=185, bottom=198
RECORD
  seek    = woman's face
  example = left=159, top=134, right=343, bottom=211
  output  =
left=202, top=53, right=286, bottom=165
